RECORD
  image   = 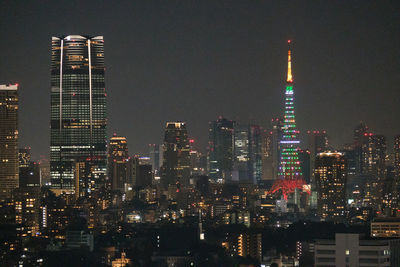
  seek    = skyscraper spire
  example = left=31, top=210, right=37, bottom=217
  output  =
left=287, top=40, right=293, bottom=83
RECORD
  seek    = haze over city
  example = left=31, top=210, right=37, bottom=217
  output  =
left=1, top=1, right=399, bottom=159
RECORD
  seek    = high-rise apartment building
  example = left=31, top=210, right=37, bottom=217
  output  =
left=108, top=135, right=129, bottom=191
left=307, top=130, right=329, bottom=180
left=315, top=152, right=347, bottom=222
left=0, top=84, right=19, bottom=199
left=208, top=117, right=235, bottom=183
left=161, top=122, right=190, bottom=188
left=361, top=134, right=386, bottom=208
left=50, top=35, right=107, bottom=192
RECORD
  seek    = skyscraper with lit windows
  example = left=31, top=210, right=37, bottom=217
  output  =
left=50, top=35, right=107, bottom=193
left=208, top=117, right=235, bottom=183
left=315, top=152, right=347, bottom=222
left=161, top=122, right=190, bottom=189
left=0, top=84, right=19, bottom=199
left=108, top=135, right=129, bottom=191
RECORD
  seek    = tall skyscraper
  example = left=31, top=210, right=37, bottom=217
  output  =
left=315, top=152, right=347, bottom=222
left=353, top=122, right=369, bottom=175
left=261, top=130, right=273, bottom=182
left=307, top=130, right=329, bottom=177
left=394, top=136, right=400, bottom=177
left=271, top=118, right=283, bottom=180
left=208, top=117, right=235, bottom=183
left=361, top=134, right=386, bottom=177
left=0, top=84, right=19, bottom=199
left=161, top=122, right=190, bottom=188
left=149, top=144, right=163, bottom=177
left=50, top=35, right=107, bottom=193
left=108, top=135, right=129, bottom=192
left=361, top=133, right=386, bottom=209
left=269, top=41, right=307, bottom=200
left=234, top=124, right=262, bottom=184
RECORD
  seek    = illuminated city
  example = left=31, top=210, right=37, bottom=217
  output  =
left=0, top=1, right=399, bottom=267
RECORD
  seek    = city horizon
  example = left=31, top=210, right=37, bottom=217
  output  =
left=1, top=1, right=399, bottom=160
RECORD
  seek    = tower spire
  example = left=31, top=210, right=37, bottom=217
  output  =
left=287, top=40, right=293, bottom=83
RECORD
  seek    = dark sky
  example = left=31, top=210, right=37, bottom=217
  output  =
left=1, top=1, right=400, bottom=159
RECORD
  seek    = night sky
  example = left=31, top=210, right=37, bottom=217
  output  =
left=1, top=1, right=399, bottom=159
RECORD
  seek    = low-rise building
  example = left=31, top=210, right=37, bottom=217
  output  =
left=371, top=217, right=400, bottom=238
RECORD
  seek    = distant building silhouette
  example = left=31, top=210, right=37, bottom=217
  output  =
left=161, top=122, right=190, bottom=189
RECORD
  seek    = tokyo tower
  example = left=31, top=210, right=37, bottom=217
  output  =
left=269, top=41, right=310, bottom=200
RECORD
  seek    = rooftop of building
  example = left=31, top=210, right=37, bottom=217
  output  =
left=0, top=84, right=18, bottom=90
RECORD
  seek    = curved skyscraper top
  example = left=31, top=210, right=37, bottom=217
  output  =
left=50, top=35, right=107, bottom=192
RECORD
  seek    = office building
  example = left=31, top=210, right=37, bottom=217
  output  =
left=149, top=144, right=162, bottom=176
left=314, top=233, right=390, bottom=267
left=161, top=122, right=190, bottom=188
left=315, top=152, right=347, bottom=222
left=371, top=217, right=400, bottom=238
left=271, top=118, right=283, bottom=180
left=395, top=135, right=400, bottom=177
left=353, top=122, right=369, bottom=175
left=208, top=117, right=235, bottom=183
left=307, top=130, right=329, bottom=183
left=18, top=147, right=40, bottom=188
left=234, top=124, right=262, bottom=184
left=14, top=187, right=41, bottom=237
left=50, top=35, right=107, bottom=193
left=108, top=135, right=129, bottom=191
left=136, top=164, right=153, bottom=187
left=261, top=130, right=273, bottom=182
left=0, top=84, right=19, bottom=199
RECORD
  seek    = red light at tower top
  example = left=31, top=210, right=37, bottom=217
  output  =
left=288, top=39, right=291, bottom=44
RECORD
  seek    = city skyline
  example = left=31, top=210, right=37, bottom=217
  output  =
left=1, top=1, right=399, bottom=159
left=2, top=2, right=400, bottom=266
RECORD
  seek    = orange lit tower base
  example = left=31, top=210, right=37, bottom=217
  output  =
left=268, top=41, right=310, bottom=200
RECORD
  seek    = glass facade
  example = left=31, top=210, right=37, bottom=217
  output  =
left=234, top=125, right=262, bottom=184
left=208, top=118, right=235, bottom=183
left=50, top=35, right=107, bottom=191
